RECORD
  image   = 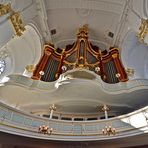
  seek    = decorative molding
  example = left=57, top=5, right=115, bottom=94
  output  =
left=0, top=3, right=11, bottom=16
left=5, top=73, right=148, bottom=93
left=46, top=0, right=123, bottom=15
left=35, top=0, right=52, bottom=43
left=136, top=18, right=148, bottom=44
left=126, top=68, right=134, bottom=77
left=0, top=50, right=9, bottom=60
left=9, top=11, right=26, bottom=36
left=0, top=2, right=26, bottom=36
left=0, top=102, right=147, bottom=141
left=25, top=65, right=34, bottom=73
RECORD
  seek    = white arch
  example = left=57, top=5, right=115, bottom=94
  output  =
left=0, top=24, right=42, bottom=80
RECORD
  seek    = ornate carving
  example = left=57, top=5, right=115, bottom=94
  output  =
left=77, top=24, right=88, bottom=38
left=9, top=11, right=26, bottom=36
left=126, top=68, right=134, bottom=76
left=38, top=125, right=53, bottom=135
left=49, top=104, right=56, bottom=112
left=0, top=3, right=25, bottom=36
left=102, top=125, right=116, bottom=136
left=25, top=65, right=34, bottom=73
left=33, top=26, right=127, bottom=83
left=0, top=3, right=11, bottom=16
left=136, top=19, right=148, bottom=43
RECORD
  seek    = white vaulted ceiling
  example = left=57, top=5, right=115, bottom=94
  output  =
left=45, top=0, right=127, bottom=48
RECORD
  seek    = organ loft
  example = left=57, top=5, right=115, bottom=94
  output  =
left=32, top=25, right=128, bottom=84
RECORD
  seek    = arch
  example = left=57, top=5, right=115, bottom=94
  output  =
left=0, top=24, right=42, bottom=80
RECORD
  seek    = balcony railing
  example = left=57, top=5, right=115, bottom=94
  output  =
left=0, top=101, right=148, bottom=141
left=4, top=74, right=148, bottom=93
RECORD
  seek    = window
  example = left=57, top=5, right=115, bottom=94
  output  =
left=0, top=60, right=5, bottom=74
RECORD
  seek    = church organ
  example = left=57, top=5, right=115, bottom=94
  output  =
left=32, top=26, right=128, bottom=83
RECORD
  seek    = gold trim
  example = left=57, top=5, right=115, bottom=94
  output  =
left=44, top=50, right=51, bottom=56
left=44, top=44, right=62, bottom=56
left=112, top=53, right=118, bottom=59
left=0, top=3, right=11, bottom=16
left=136, top=19, right=148, bottom=43
left=25, top=65, right=34, bottom=73
left=77, top=24, right=88, bottom=38
left=63, top=60, right=76, bottom=66
left=9, top=11, right=26, bottom=36
left=0, top=120, right=145, bottom=136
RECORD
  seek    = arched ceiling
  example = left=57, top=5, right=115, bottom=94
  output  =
left=45, top=0, right=127, bottom=48
left=0, top=0, right=147, bottom=49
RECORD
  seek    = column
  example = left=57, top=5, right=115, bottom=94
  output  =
left=102, top=105, right=109, bottom=119
left=49, top=104, right=56, bottom=119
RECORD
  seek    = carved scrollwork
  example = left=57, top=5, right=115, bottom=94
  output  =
left=136, top=19, right=148, bottom=44
left=0, top=3, right=11, bottom=16
left=0, top=2, right=26, bottom=36
left=9, top=11, right=26, bottom=36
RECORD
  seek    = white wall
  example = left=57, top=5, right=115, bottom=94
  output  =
left=0, top=25, right=42, bottom=79
left=121, top=31, right=148, bottom=79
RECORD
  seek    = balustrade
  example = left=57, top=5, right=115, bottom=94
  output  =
left=0, top=102, right=148, bottom=141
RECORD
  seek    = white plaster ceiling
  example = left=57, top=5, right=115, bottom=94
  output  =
left=45, top=0, right=127, bottom=48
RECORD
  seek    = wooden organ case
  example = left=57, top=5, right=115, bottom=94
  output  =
left=32, top=26, right=128, bottom=83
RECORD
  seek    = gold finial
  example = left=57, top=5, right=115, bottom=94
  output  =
left=78, top=24, right=88, bottom=33
left=102, top=105, right=109, bottom=112
left=77, top=24, right=88, bottom=38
